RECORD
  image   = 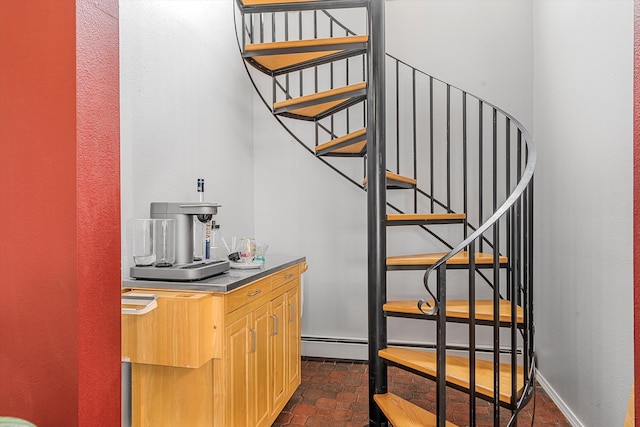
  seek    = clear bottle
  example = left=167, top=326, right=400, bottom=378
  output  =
left=193, top=178, right=206, bottom=261
left=211, top=224, right=221, bottom=260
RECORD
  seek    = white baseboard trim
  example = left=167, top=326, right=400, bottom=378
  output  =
left=536, top=370, right=584, bottom=427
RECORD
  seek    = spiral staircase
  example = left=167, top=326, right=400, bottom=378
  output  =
left=234, top=1, right=536, bottom=426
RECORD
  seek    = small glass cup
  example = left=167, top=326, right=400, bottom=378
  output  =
left=255, top=243, right=269, bottom=263
left=239, top=237, right=256, bottom=263
left=154, top=219, right=176, bottom=267
left=133, top=219, right=156, bottom=266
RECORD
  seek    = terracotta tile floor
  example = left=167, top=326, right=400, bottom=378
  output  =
left=273, top=358, right=571, bottom=427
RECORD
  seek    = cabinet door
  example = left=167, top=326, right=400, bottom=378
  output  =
left=286, top=286, right=301, bottom=393
left=250, top=302, right=271, bottom=427
left=225, top=315, right=251, bottom=427
left=270, top=293, right=287, bottom=417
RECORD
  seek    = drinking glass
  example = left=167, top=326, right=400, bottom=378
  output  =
left=133, top=219, right=156, bottom=266
left=154, top=219, right=176, bottom=267
left=239, top=237, right=256, bottom=263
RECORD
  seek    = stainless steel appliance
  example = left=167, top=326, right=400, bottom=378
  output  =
left=129, top=202, right=229, bottom=281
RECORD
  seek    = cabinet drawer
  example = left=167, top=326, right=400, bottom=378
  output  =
left=122, top=290, right=214, bottom=368
left=225, top=277, right=270, bottom=314
left=271, top=265, right=299, bottom=290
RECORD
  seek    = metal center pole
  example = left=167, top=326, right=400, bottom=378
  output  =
left=367, top=0, right=387, bottom=425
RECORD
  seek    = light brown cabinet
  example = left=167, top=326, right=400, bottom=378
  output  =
left=122, top=261, right=305, bottom=427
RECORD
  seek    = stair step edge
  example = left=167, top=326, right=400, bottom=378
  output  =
left=374, top=393, right=457, bottom=427
left=383, top=299, right=524, bottom=324
left=386, top=251, right=508, bottom=266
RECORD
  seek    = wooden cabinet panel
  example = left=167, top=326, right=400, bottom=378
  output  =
left=286, top=286, right=301, bottom=393
left=225, top=315, right=251, bottom=427
left=132, top=361, right=213, bottom=427
left=251, top=302, right=271, bottom=427
left=270, top=293, right=287, bottom=418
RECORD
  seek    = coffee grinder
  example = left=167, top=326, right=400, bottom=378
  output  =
left=130, top=202, right=230, bottom=281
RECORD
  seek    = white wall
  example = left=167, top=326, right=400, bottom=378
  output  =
left=386, top=0, right=534, bottom=130
left=532, top=1, right=634, bottom=425
left=120, top=0, right=255, bottom=275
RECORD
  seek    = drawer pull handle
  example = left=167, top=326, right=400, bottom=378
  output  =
left=270, top=314, right=279, bottom=336
left=249, top=329, right=257, bottom=353
left=247, top=289, right=262, bottom=297
left=284, top=273, right=294, bottom=280
left=289, top=303, right=295, bottom=322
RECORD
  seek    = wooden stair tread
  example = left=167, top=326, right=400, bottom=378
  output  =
left=316, top=128, right=366, bottom=155
left=387, top=213, right=466, bottom=224
left=386, top=251, right=508, bottom=266
left=379, top=347, right=524, bottom=404
left=242, top=0, right=317, bottom=4
left=246, top=35, right=368, bottom=53
left=374, top=393, right=457, bottom=427
left=363, top=171, right=417, bottom=188
left=245, top=36, right=368, bottom=73
left=273, top=82, right=366, bottom=118
left=383, top=299, right=524, bottom=324
left=250, top=50, right=341, bottom=72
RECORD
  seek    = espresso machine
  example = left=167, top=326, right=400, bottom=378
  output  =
left=129, top=202, right=230, bottom=281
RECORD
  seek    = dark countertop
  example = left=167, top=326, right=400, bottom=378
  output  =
left=122, top=255, right=306, bottom=293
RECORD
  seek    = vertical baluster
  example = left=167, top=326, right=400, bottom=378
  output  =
left=506, top=118, right=511, bottom=301
left=517, top=131, right=528, bottom=384
left=429, top=77, right=434, bottom=213
left=329, top=21, right=334, bottom=136
left=313, top=11, right=318, bottom=94
left=493, top=223, right=501, bottom=427
left=346, top=29, right=350, bottom=135
left=436, top=264, right=447, bottom=427
left=446, top=84, right=451, bottom=211
left=260, top=13, right=264, bottom=43
left=510, top=203, right=518, bottom=417
left=298, top=12, right=303, bottom=96
left=527, top=175, right=535, bottom=378
left=463, top=92, right=468, bottom=239
left=468, top=240, right=477, bottom=426
left=283, top=13, right=290, bottom=97
left=250, top=14, right=254, bottom=43
left=492, top=108, right=500, bottom=427
left=396, top=60, right=400, bottom=175
left=478, top=101, right=484, bottom=251
left=412, top=68, right=417, bottom=213
left=242, top=13, right=247, bottom=51
left=271, top=12, right=275, bottom=42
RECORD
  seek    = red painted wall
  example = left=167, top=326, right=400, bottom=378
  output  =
left=635, top=1, right=640, bottom=424
left=0, top=1, right=120, bottom=425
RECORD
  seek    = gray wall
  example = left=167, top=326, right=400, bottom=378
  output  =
left=532, top=0, right=633, bottom=425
